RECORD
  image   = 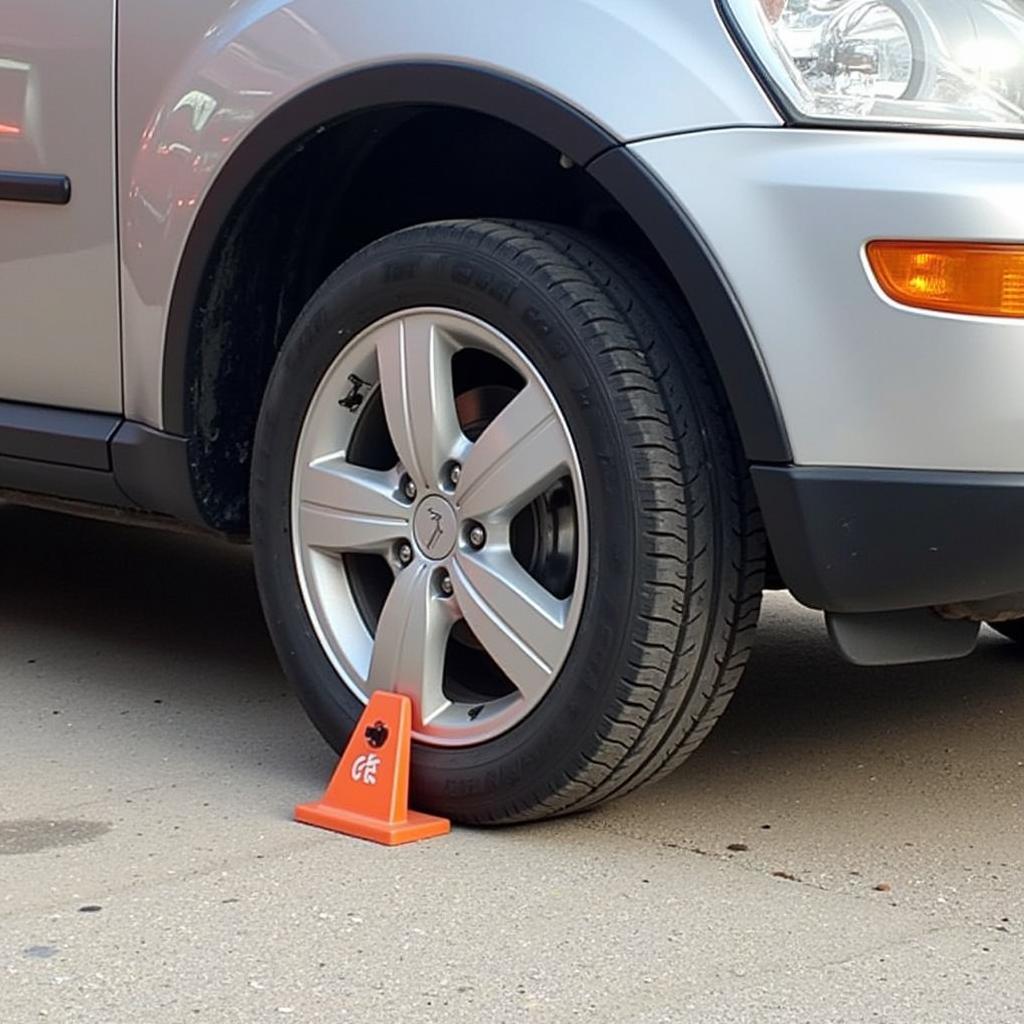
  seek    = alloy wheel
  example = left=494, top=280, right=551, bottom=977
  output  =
left=291, top=308, right=588, bottom=745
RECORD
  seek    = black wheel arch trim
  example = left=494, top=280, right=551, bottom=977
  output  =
left=585, top=146, right=790, bottom=463
left=161, top=60, right=792, bottom=464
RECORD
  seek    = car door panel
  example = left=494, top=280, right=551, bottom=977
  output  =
left=0, top=0, right=121, bottom=413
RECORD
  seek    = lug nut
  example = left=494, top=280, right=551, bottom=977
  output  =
left=439, top=573, right=454, bottom=597
left=449, top=463, right=462, bottom=486
left=397, top=542, right=413, bottom=566
left=402, top=476, right=417, bottom=501
left=468, top=524, right=486, bottom=550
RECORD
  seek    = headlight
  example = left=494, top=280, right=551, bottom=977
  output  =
left=722, top=0, right=1024, bottom=135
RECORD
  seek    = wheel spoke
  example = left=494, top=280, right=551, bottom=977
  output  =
left=451, top=549, right=570, bottom=705
left=366, top=562, right=454, bottom=727
left=375, top=315, right=463, bottom=491
left=298, top=456, right=409, bottom=554
left=455, top=382, right=572, bottom=522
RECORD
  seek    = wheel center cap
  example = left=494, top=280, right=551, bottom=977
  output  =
left=412, top=495, right=458, bottom=560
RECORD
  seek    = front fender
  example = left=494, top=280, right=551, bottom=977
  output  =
left=117, top=0, right=780, bottom=443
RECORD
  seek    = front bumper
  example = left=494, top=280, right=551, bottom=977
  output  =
left=631, top=128, right=1024, bottom=474
left=633, top=127, right=1024, bottom=614
left=753, top=466, right=1024, bottom=613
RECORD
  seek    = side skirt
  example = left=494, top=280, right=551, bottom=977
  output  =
left=0, top=401, right=209, bottom=530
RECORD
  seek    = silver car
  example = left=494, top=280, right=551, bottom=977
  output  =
left=3, top=0, right=1024, bottom=822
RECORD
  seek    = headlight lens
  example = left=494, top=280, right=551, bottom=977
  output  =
left=723, top=0, right=1024, bottom=134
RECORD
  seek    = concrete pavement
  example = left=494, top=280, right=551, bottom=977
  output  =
left=2, top=503, right=1023, bottom=1022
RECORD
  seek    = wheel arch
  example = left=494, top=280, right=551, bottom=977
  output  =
left=161, top=62, right=617, bottom=437
left=161, top=62, right=790, bottom=528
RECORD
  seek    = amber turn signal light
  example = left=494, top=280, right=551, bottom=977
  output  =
left=866, top=241, right=1024, bottom=319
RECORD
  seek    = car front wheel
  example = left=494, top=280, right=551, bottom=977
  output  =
left=251, top=219, right=764, bottom=823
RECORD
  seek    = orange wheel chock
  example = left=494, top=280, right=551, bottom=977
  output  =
left=294, top=691, right=450, bottom=846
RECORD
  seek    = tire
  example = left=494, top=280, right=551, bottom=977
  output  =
left=251, top=219, right=765, bottom=824
left=988, top=620, right=1024, bottom=645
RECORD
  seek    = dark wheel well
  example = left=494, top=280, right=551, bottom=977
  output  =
left=180, top=105, right=784, bottom=531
